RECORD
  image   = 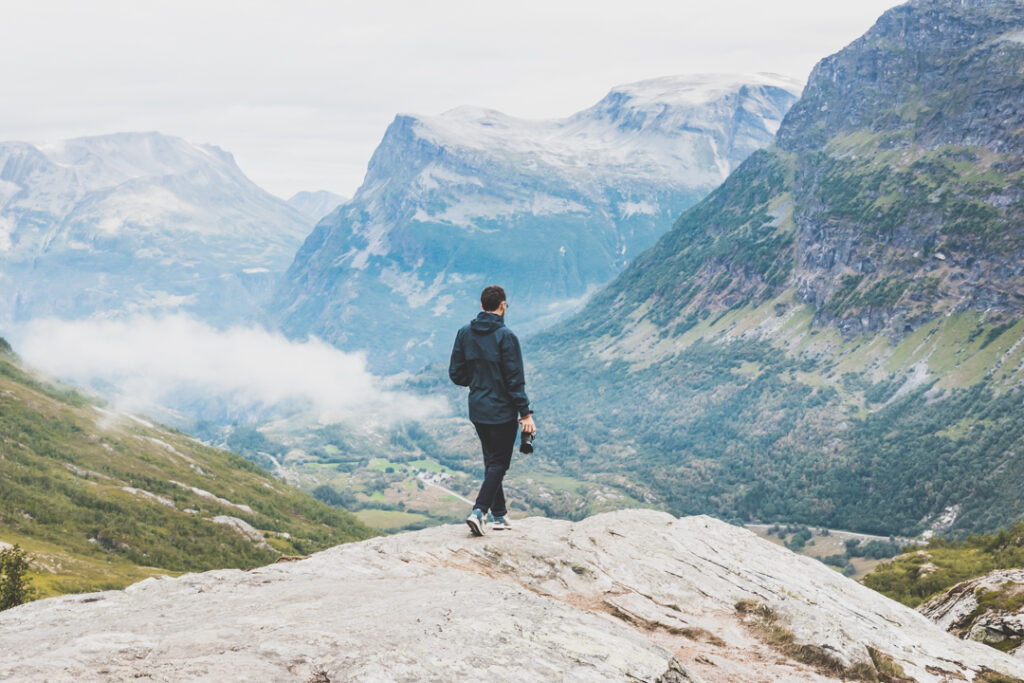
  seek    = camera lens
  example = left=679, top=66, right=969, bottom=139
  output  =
left=519, top=430, right=536, bottom=454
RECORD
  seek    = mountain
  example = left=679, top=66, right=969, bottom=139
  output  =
left=287, top=189, right=347, bottom=223
left=526, top=0, right=1024, bottom=536
left=1, top=510, right=1019, bottom=681
left=0, top=131, right=311, bottom=325
left=0, top=338, right=373, bottom=599
left=266, top=74, right=801, bottom=372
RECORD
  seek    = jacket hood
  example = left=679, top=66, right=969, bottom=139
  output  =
left=470, top=311, right=504, bottom=335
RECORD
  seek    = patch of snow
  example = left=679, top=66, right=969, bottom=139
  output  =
left=378, top=266, right=446, bottom=308
left=0, top=179, right=20, bottom=208
left=423, top=196, right=520, bottom=227
left=349, top=220, right=391, bottom=270
left=0, top=214, right=14, bottom=251
left=531, top=194, right=586, bottom=216
left=122, top=293, right=196, bottom=313
left=91, top=186, right=201, bottom=236
left=617, top=200, right=656, bottom=218
left=414, top=164, right=483, bottom=191
left=1000, top=29, right=1024, bottom=44
left=432, top=294, right=454, bottom=317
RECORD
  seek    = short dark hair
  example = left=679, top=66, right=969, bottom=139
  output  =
left=481, top=285, right=506, bottom=312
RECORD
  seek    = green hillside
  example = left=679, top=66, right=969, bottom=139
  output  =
left=526, top=0, right=1024, bottom=536
left=0, top=339, right=374, bottom=600
left=863, top=520, right=1024, bottom=608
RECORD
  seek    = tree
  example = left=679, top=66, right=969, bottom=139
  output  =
left=0, top=544, right=34, bottom=610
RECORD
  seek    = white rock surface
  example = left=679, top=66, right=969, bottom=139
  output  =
left=210, top=515, right=271, bottom=549
left=1, top=510, right=1020, bottom=682
left=920, top=568, right=1024, bottom=658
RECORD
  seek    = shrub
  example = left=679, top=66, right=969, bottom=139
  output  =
left=0, top=544, right=34, bottom=610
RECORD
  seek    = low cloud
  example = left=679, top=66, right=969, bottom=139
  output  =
left=13, top=314, right=447, bottom=424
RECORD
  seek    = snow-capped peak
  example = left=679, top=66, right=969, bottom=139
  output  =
left=393, top=72, right=802, bottom=192
left=33, top=132, right=240, bottom=192
left=605, top=72, right=803, bottom=108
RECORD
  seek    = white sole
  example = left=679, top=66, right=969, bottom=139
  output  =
left=466, top=516, right=485, bottom=536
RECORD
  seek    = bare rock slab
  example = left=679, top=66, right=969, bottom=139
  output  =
left=2, top=510, right=1022, bottom=682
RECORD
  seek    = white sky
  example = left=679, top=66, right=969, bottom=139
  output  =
left=0, top=0, right=901, bottom=199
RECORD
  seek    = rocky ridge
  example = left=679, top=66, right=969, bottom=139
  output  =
left=1, top=510, right=1020, bottom=681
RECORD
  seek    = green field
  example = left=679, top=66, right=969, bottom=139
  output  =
left=354, top=509, right=429, bottom=530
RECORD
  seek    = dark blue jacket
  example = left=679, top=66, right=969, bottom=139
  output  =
left=449, top=312, right=532, bottom=424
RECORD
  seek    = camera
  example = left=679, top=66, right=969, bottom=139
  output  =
left=519, top=429, right=536, bottom=454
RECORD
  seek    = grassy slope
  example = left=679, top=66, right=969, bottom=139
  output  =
left=863, top=520, right=1024, bottom=608
left=527, top=147, right=1024, bottom=535
left=524, top=2, right=1024, bottom=538
left=0, top=347, right=375, bottom=599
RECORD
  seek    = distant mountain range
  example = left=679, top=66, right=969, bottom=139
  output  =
left=266, top=74, right=802, bottom=372
left=0, top=132, right=311, bottom=325
left=287, top=190, right=347, bottom=223
left=527, top=0, right=1024, bottom=536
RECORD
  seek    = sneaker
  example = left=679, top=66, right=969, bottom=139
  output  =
left=491, top=515, right=511, bottom=531
left=466, top=509, right=486, bottom=536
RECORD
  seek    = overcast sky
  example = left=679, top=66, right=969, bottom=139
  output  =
left=1, top=0, right=901, bottom=198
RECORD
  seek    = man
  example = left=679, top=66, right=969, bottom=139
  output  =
left=449, top=285, right=536, bottom=536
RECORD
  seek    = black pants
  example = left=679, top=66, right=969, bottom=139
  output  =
left=472, top=420, right=519, bottom=517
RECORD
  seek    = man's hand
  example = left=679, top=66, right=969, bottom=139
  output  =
left=519, top=414, right=536, bottom=434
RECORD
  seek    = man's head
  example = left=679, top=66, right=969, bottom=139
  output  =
left=480, top=285, right=507, bottom=314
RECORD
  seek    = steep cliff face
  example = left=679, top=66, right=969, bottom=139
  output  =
left=1, top=510, right=1020, bottom=681
left=781, top=0, right=1024, bottom=337
left=580, top=0, right=1024, bottom=341
left=265, top=75, right=800, bottom=372
left=524, top=0, right=1024, bottom=536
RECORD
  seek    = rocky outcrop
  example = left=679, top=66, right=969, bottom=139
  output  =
left=919, top=568, right=1024, bottom=657
left=777, top=0, right=1024, bottom=154
left=1, top=510, right=1020, bottom=681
